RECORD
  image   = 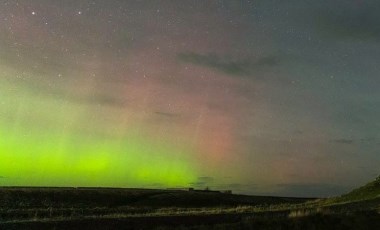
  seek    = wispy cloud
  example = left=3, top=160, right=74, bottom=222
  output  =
left=330, top=139, right=354, bottom=145
left=275, top=183, right=350, bottom=198
left=189, top=176, right=215, bottom=188
left=5, top=77, right=128, bottom=107
left=178, top=52, right=279, bottom=76
left=329, top=138, right=379, bottom=145
left=154, top=111, right=181, bottom=118
left=314, top=2, right=380, bottom=42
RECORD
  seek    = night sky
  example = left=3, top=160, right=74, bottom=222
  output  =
left=0, top=0, right=379, bottom=197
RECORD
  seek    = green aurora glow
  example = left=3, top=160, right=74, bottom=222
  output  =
left=0, top=70, right=196, bottom=187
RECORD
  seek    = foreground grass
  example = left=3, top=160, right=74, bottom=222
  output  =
left=0, top=176, right=379, bottom=229
left=1, top=196, right=379, bottom=224
left=0, top=187, right=311, bottom=223
left=2, top=210, right=379, bottom=230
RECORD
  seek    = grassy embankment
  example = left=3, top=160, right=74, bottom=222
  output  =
left=0, top=176, right=379, bottom=229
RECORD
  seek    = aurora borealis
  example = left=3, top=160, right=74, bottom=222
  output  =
left=0, top=0, right=379, bottom=197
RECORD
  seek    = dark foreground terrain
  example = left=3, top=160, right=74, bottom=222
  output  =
left=1, top=176, right=379, bottom=229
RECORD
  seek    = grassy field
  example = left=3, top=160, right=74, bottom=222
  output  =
left=0, top=176, right=379, bottom=229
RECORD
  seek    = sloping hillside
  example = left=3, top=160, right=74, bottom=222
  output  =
left=317, top=175, right=380, bottom=211
left=339, top=176, right=380, bottom=202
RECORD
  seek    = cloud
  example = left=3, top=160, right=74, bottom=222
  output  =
left=71, top=94, right=128, bottom=107
left=5, top=77, right=128, bottom=107
left=330, top=139, right=354, bottom=145
left=214, top=183, right=259, bottom=191
left=46, top=90, right=128, bottom=107
left=154, top=111, right=181, bottom=118
left=314, top=2, right=380, bottom=42
left=197, top=176, right=214, bottom=182
left=275, top=183, right=350, bottom=198
left=178, top=52, right=279, bottom=76
left=147, top=183, right=164, bottom=188
left=225, top=183, right=243, bottom=188
left=189, top=176, right=215, bottom=188
left=359, top=138, right=377, bottom=143
left=329, top=138, right=379, bottom=145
